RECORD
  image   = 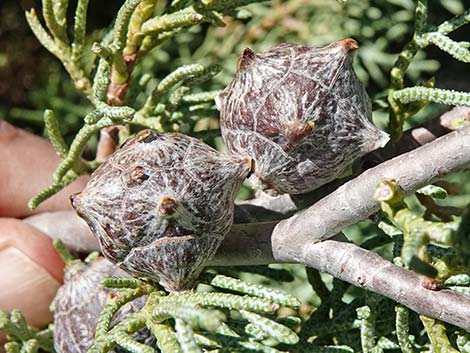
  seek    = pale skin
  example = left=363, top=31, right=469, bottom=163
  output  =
left=0, top=120, right=89, bottom=348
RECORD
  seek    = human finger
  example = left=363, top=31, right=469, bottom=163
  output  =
left=24, top=211, right=100, bottom=253
left=0, top=218, right=65, bottom=347
left=0, top=121, right=89, bottom=218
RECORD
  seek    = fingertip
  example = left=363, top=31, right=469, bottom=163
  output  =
left=0, top=123, right=90, bottom=217
left=0, top=218, right=65, bottom=283
left=0, top=246, right=60, bottom=328
left=0, top=120, right=19, bottom=143
left=0, top=218, right=64, bottom=331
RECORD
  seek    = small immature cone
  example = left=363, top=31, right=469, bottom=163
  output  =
left=53, top=259, right=122, bottom=353
left=53, top=258, right=153, bottom=353
left=217, top=38, right=389, bottom=195
left=71, top=130, right=250, bottom=292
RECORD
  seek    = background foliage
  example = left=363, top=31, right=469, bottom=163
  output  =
left=2, top=0, right=469, bottom=142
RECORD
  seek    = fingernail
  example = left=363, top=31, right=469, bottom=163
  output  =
left=0, top=247, right=60, bottom=328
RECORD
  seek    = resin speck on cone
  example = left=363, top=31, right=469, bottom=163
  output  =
left=217, top=38, right=389, bottom=195
left=71, top=130, right=250, bottom=292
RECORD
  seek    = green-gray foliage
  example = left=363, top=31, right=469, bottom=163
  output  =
left=88, top=270, right=300, bottom=353
left=0, top=311, right=54, bottom=353
left=387, top=0, right=470, bottom=140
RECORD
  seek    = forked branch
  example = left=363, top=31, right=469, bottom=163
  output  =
left=212, top=125, right=470, bottom=330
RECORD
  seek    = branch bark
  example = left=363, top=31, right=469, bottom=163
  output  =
left=300, top=237, right=470, bottom=330
left=213, top=230, right=470, bottom=330
left=364, top=106, right=470, bottom=164
left=212, top=125, right=470, bottom=330
left=271, top=125, right=470, bottom=260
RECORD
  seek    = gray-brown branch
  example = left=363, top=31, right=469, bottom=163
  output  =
left=212, top=125, right=470, bottom=330
left=213, top=230, right=470, bottom=330
left=270, top=125, right=470, bottom=259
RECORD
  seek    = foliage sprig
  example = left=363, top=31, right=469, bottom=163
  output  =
left=0, top=311, right=53, bottom=353
left=388, top=1, right=470, bottom=141
left=86, top=271, right=300, bottom=353
left=25, top=0, right=91, bottom=94
left=374, top=178, right=468, bottom=279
